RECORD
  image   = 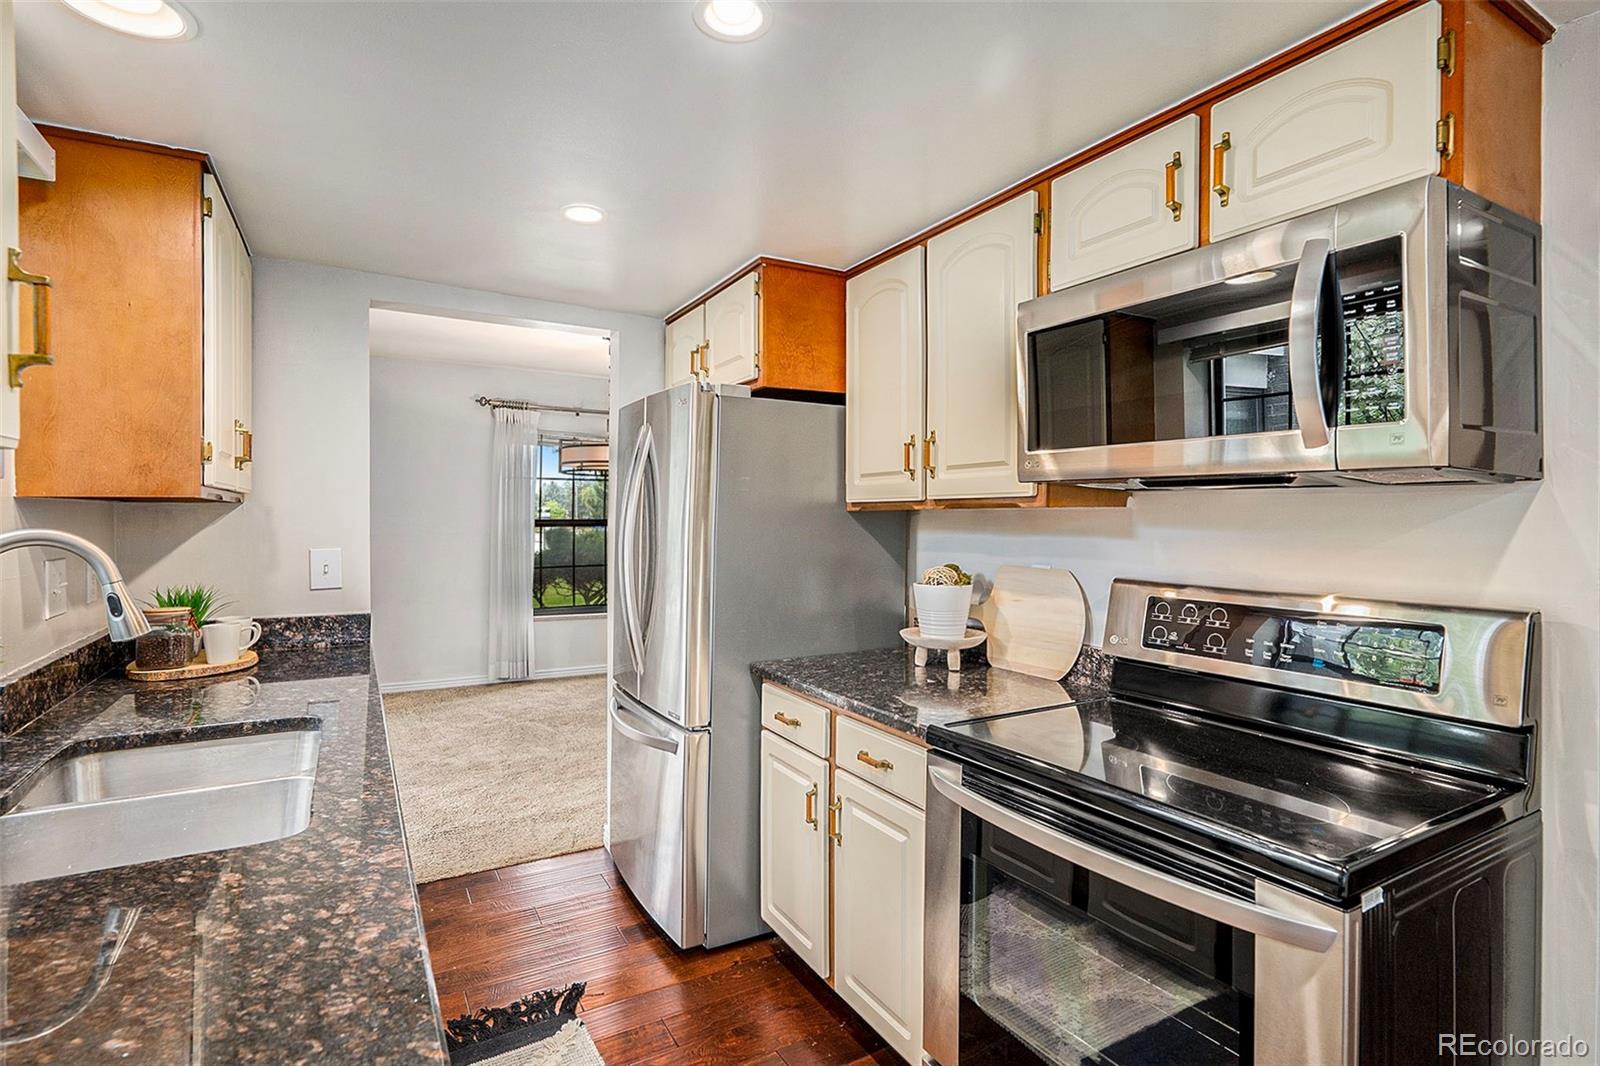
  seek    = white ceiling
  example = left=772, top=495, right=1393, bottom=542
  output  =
left=368, top=307, right=611, bottom=377
left=15, top=1, right=1584, bottom=317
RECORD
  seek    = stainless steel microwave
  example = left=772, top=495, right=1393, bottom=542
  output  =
left=1016, top=177, right=1542, bottom=489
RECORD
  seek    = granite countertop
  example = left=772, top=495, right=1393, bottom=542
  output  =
left=0, top=647, right=447, bottom=1065
left=750, top=645, right=1113, bottom=740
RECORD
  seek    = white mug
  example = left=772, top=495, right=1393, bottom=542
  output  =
left=202, top=618, right=262, bottom=664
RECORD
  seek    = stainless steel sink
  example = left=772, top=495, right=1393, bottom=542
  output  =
left=0, top=726, right=321, bottom=886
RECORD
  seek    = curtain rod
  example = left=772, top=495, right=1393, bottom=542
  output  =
left=474, top=395, right=608, bottom=417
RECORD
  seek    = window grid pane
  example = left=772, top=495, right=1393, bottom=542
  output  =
left=533, top=444, right=607, bottom=614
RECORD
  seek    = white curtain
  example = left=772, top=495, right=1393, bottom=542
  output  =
left=489, top=407, right=541, bottom=680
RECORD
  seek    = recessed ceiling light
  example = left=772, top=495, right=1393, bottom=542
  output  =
left=1224, top=270, right=1279, bottom=286
left=693, top=0, right=770, bottom=42
left=61, top=0, right=197, bottom=40
left=561, top=204, right=605, bottom=225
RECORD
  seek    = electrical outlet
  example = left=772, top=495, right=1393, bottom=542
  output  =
left=309, top=548, right=342, bottom=591
left=44, top=558, right=68, bottom=620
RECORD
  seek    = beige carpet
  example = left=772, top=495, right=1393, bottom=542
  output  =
left=383, top=675, right=608, bottom=884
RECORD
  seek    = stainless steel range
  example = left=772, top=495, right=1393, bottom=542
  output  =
left=924, top=579, right=1541, bottom=1065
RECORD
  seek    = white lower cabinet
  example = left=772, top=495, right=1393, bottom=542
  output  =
left=759, top=693, right=928, bottom=1065
left=759, top=730, right=831, bottom=978
left=832, top=767, right=926, bottom=1064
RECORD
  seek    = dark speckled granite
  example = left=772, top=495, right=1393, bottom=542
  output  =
left=258, top=613, right=372, bottom=651
left=0, top=646, right=447, bottom=1065
left=751, top=645, right=1113, bottom=740
left=0, top=635, right=134, bottom=738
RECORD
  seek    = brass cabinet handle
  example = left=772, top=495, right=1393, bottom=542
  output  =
left=1164, top=151, right=1183, bottom=222
left=7, top=247, right=53, bottom=388
left=857, top=749, right=895, bottom=772
left=772, top=711, right=802, bottom=728
left=1212, top=132, right=1232, bottom=208
left=902, top=434, right=916, bottom=479
left=827, top=797, right=843, bottom=844
left=233, top=420, right=253, bottom=469
left=698, top=342, right=710, bottom=377
left=804, top=785, right=818, bottom=830
left=923, top=429, right=937, bottom=478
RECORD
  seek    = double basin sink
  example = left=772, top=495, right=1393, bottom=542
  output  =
left=0, top=724, right=321, bottom=886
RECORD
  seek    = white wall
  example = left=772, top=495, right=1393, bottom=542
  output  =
left=110, top=259, right=662, bottom=638
left=369, top=354, right=608, bottom=689
left=914, top=17, right=1600, bottom=1052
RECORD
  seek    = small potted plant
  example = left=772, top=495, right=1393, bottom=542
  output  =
left=914, top=563, right=975, bottom=640
left=136, top=585, right=230, bottom=669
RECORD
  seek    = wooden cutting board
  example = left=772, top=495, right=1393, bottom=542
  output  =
left=976, top=565, right=1087, bottom=680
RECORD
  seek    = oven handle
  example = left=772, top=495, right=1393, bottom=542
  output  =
left=927, top=763, right=1339, bottom=953
left=1287, top=237, right=1338, bottom=451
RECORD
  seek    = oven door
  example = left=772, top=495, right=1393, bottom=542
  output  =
left=924, top=756, right=1357, bottom=1066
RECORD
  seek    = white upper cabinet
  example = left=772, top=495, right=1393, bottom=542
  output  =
left=846, top=247, right=925, bottom=504
left=759, top=730, right=830, bottom=979
left=664, top=305, right=703, bottom=389
left=1050, top=115, right=1199, bottom=289
left=832, top=769, right=925, bottom=1065
left=1209, top=3, right=1441, bottom=240
left=202, top=176, right=253, bottom=494
left=1, top=1, right=23, bottom=451
left=704, top=270, right=759, bottom=385
left=925, top=193, right=1035, bottom=500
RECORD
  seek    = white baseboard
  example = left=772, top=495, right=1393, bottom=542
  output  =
left=380, top=665, right=605, bottom=694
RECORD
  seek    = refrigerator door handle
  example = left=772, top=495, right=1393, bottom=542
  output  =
left=617, top=425, right=654, bottom=674
left=610, top=693, right=681, bottom=755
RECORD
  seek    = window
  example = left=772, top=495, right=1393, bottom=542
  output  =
left=533, top=443, right=607, bottom=613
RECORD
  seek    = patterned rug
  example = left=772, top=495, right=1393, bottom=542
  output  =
left=445, top=984, right=603, bottom=1065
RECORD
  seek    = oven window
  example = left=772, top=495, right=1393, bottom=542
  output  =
left=960, top=823, right=1252, bottom=1064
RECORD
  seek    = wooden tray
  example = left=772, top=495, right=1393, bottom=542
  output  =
left=127, top=650, right=258, bottom=682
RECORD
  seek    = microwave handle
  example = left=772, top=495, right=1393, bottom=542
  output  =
left=927, top=762, right=1339, bottom=953
left=1287, top=238, right=1343, bottom=451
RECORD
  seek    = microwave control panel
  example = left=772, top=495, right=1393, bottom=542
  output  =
left=1141, top=595, right=1446, bottom=693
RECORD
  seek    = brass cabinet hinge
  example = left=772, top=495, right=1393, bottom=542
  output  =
left=1032, top=210, right=1043, bottom=235
left=1436, top=112, right=1456, bottom=160
left=752, top=273, right=760, bottom=297
left=202, top=196, right=213, bottom=218
left=1436, top=30, right=1457, bottom=77
left=202, top=439, right=213, bottom=463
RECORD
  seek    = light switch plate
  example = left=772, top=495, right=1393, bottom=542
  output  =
left=44, top=557, right=67, bottom=620
left=309, top=548, right=342, bottom=591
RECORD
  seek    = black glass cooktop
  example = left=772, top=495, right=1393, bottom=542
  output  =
left=930, top=696, right=1508, bottom=872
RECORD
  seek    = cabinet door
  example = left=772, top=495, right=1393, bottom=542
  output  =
left=845, top=247, right=925, bottom=503
left=232, top=228, right=254, bottom=494
left=704, top=270, right=759, bottom=385
left=832, top=770, right=924, bottom=1064
left=664, top=306, right=703, bottom=389
left=202, top=175, right=242, bottom=492
left=1050, top=115, right=1199, bottom=289
left=0, top=1, right=20, bottom=450
left=925, top=194, right=1033, bottom=500
left=1209, top=4, right=1441, bottom=240
left=759, top=730, right=830, bottom=978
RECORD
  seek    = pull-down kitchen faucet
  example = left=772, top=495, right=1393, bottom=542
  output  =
left=0, top=529, right=150, bottom=641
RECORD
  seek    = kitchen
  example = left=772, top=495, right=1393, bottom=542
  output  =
left=0, top=1, right=1595, bottom=1064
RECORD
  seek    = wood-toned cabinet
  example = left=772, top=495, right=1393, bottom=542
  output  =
left=845, top=247, right=925, bottom=504
left=925, top=194, right=1034, bottom=500
left=759, top=684, right=926, bottom=1064
left=663, top=258, right=844, bottom=395
left=1208, top=4, right=1443, bottom=240
left=759, top=730, right=831, bottom=978
left=1049, top=115, right=1200, bottom=290
left=16, top=128, right=252, bottom=500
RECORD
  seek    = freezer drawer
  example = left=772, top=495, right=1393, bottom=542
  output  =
left=607, top=687, right=709, bottom=948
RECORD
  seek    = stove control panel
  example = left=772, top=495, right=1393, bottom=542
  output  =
left=1142, top=595, right=1446, bottom=693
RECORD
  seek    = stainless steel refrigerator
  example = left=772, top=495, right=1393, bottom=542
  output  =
left=607, top=383, right=907, bottom=948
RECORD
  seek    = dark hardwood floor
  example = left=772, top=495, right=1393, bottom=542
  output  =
left=419, top=848, right=896, bottom=1065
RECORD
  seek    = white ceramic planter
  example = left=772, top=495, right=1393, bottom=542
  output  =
left=913, top=583, right=974, bottom=640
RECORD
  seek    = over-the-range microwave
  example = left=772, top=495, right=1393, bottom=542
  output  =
left=1016, top=177, right=1542, bottom=489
